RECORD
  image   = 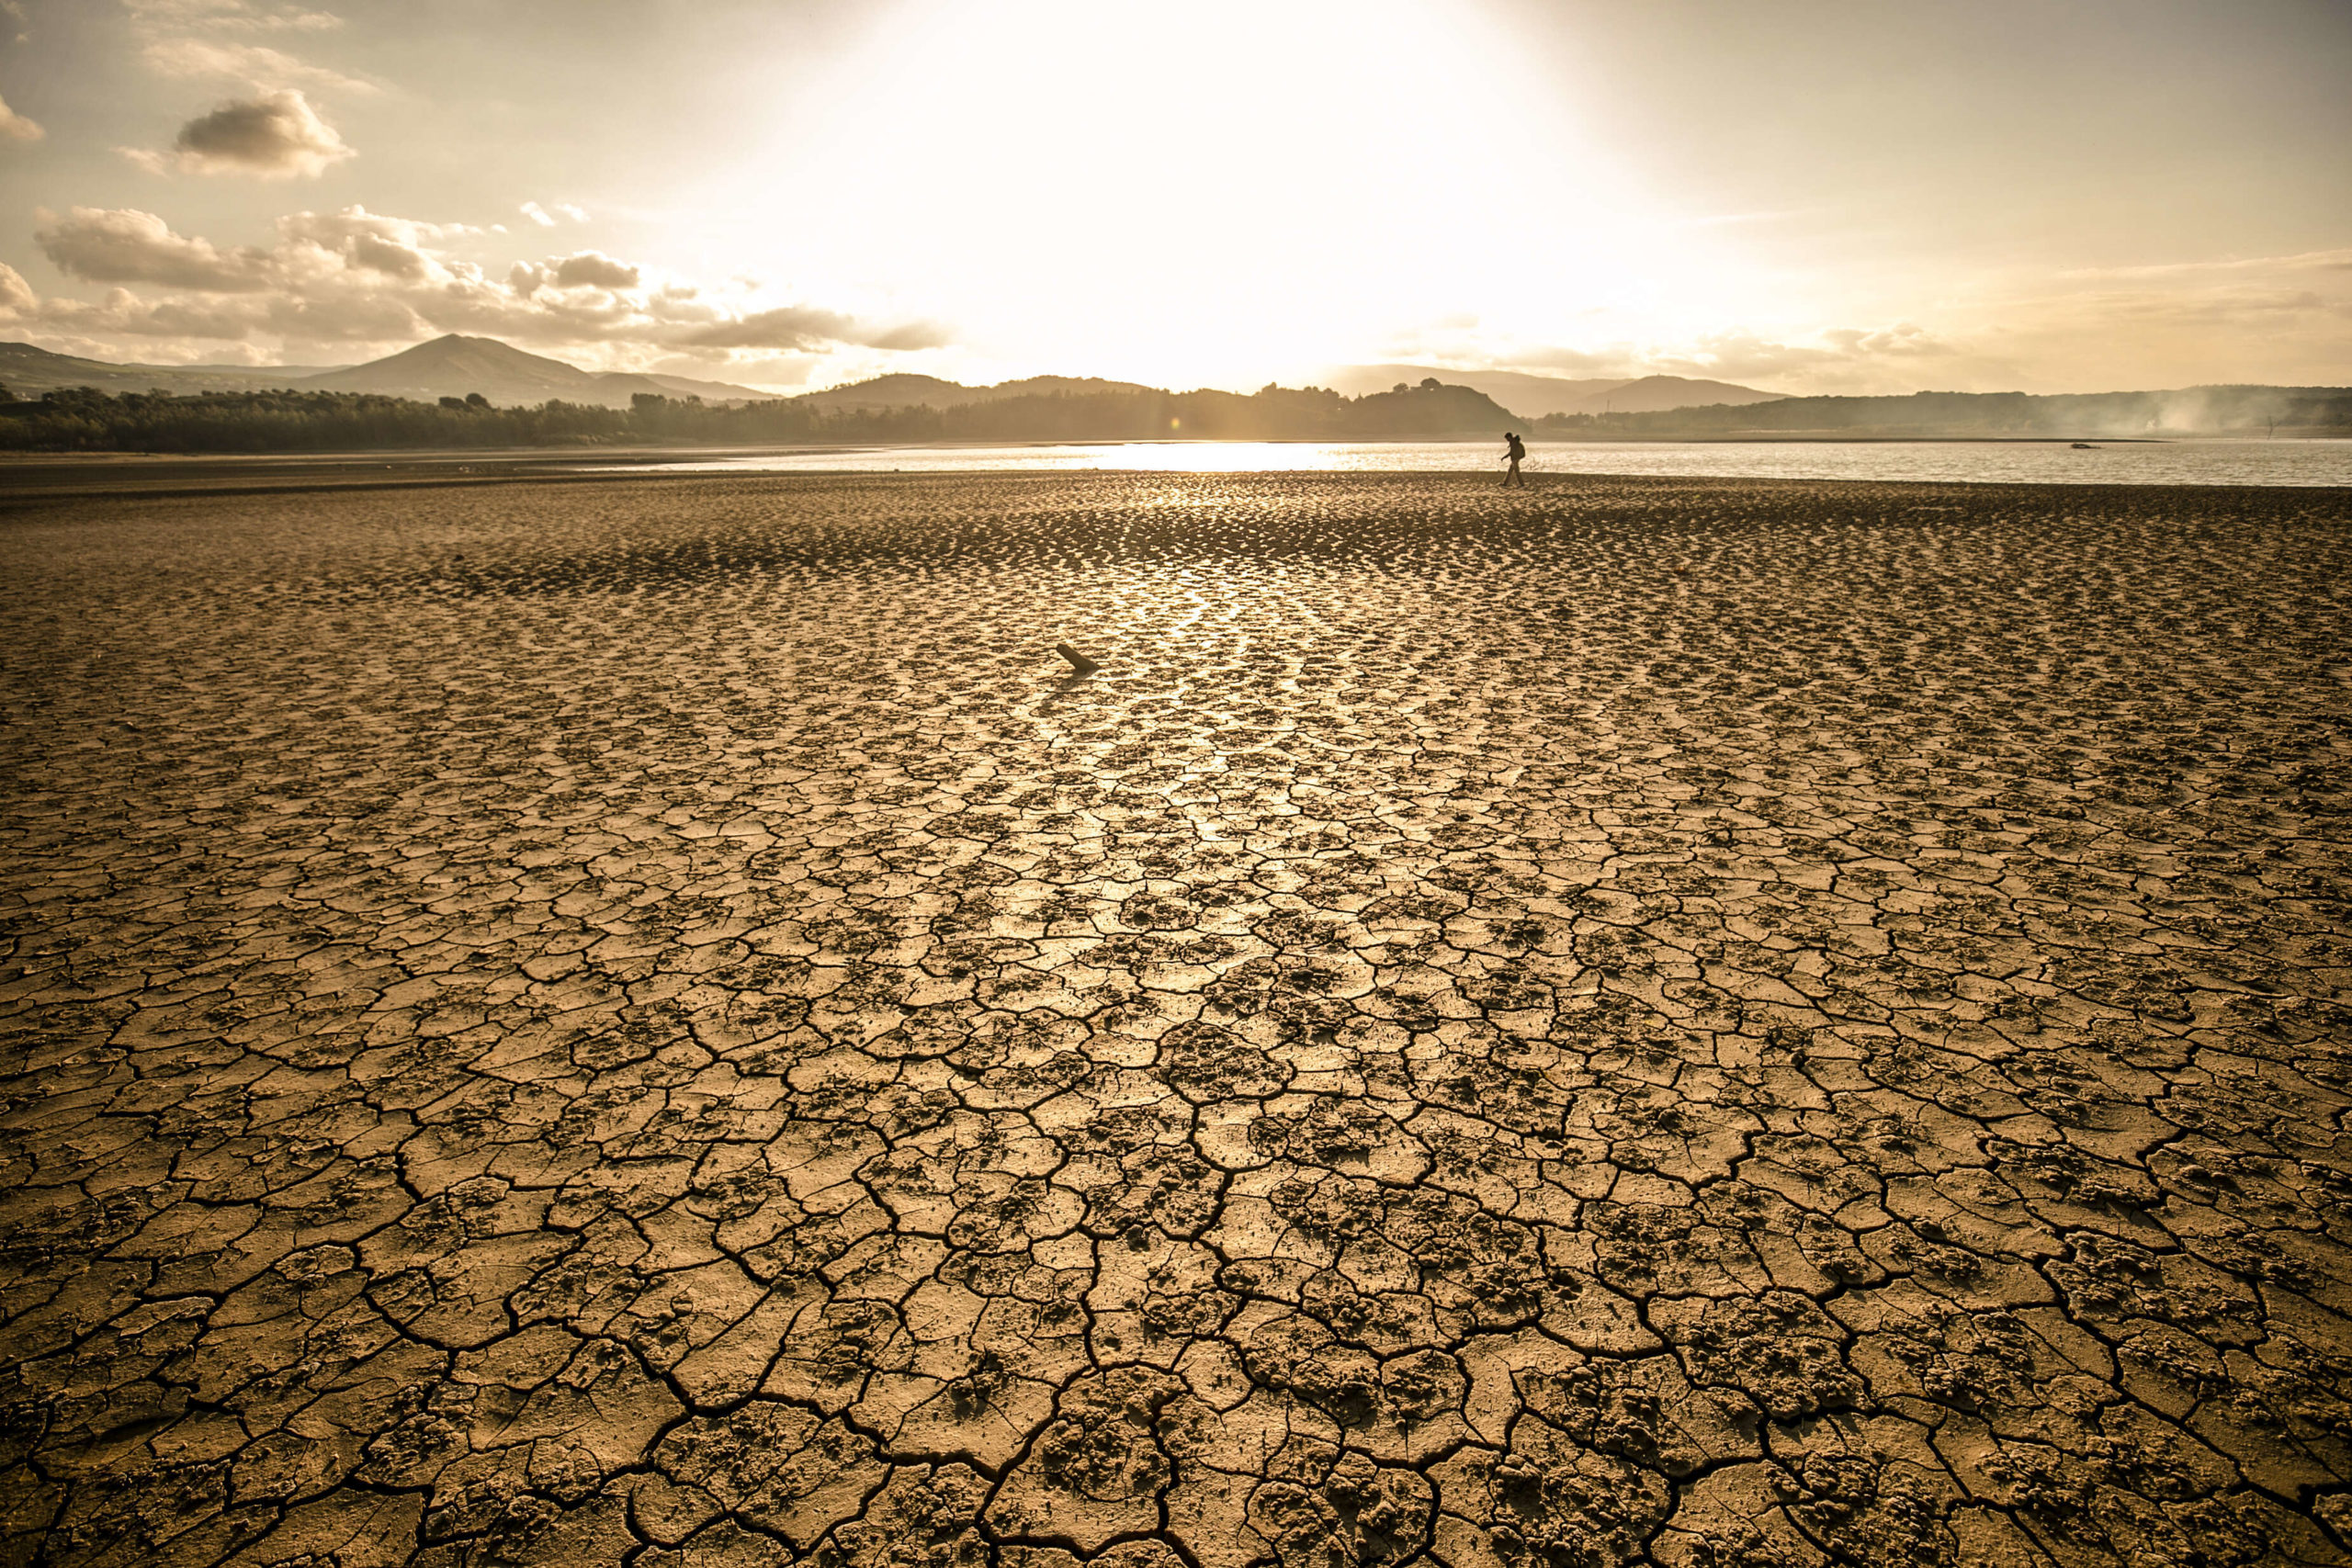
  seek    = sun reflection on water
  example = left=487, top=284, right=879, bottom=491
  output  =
left=594, top=439, right=2352, bottom=487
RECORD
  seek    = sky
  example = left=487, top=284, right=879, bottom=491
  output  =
left=0, top=0, right=2346, bottom=395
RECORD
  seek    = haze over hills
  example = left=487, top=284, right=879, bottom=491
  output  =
left=798, top=369, right=1777, bottom=420
left=1323, top=365, right=1787, bottom=418
left=6, top=337, right=2343, bottom=441
left=1557, top=384, right=2352, bottom=439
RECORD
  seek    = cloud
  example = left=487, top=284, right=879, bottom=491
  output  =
left=1632, top=324, right=1973, bottom=392
left=862, top=319, right=955, bottom=352
left=1489, top=344, right=1624, bottom=377
left=680, top=305, right=950, bottom=352
left=2053, top=247, right=2352, bottom=282
left=278, top=206, right=475, bottom=280
left=19, top=203, right=956, bottom=367
left=2104, top=288, right=2335, bottom=323
left=141, top=37, right=376, bottom=94
left=1389, top=319, right=1992, bottom=396
left=37, top=207, right=277, bottom=291
left=40, top=205, right=485, bottom=299
left=509, top=252, right=644, bottom=296
left=280, top=206, right=471, bottom=249
left=0, top=262, right=34, bottom=314
left=261, top=290, right=423, bottom=342
left=1818, top=322, right=1960, bottom=360
left=2007, top=281, right=2346, bottom=330
left=519, top=201, right=556, bottom=228
left=0, top=90, right=40, bottom=142
left=121, top=0, right=342, bottom=32
left=548, top=252, right=640, bottom=289
left=37, top=287, right=270, bottom=340
left=138, top=88, right=353, bottom=177
left=675, top=305, right=861, bottom=350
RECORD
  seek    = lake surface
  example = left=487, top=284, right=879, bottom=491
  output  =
left=601, top=437, right=2352, bottom=487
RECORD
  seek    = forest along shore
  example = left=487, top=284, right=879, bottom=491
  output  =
left=3, top=472, right=2347, bottom=1567
left=4, top=371, right=2347, bottom=455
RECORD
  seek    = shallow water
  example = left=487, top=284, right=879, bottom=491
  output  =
left=603, top=435, right=2352, bottom=487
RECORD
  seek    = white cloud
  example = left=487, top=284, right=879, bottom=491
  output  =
left=519, top=201, right=556, bottom=228
left=548, top=251, right=640, bottom=290
left=19, top=203, right=955, bottom=367
left=279, top=205, right=478, bottom=261
left=0, top=89, right=40, bottom=142
left=37, top=207, right=278, bottom=291
left=0, top=262, right=35, bottom=314
left=137, top=88, right=354, bottom=177
left=510, top=252, right=648, bottom=297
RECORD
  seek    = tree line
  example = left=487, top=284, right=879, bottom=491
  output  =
left=0, top=379, right=1522, bottom=453
left=10, top=377, right=2337, bottom=453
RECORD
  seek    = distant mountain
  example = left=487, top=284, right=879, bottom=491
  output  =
left=989, top=375, right=1158, bottom=400
left=23, top=336, right=2331, bottom=442
left=299, top=334, right=774, bottom=407
left=1585, top=375, right=1790, bottom=416
left=1324, top=364, right=1786, bottom=419
left=0, top=334, right=776, bottom=409
left=792, top=373, right=994, bottom=411
left=3, top=336, right=1794, bottom=417
left=638, top=373, right=771, bottom=402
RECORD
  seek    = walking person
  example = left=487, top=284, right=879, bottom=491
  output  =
left=1502, top=431, right=1526, bottom=487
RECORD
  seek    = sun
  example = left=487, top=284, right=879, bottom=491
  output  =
left=691, top=0, right=1739, bottom=388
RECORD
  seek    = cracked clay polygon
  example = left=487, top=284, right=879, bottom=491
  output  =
left=1, top=469, right=2347, bottom=1567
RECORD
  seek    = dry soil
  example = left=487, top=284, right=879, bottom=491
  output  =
left=2, top=471, right=2348, bottom=1568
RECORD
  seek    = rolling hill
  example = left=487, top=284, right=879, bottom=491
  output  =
left=0, top=341, right=332, bottom=398
left=1323, top=364, right=1786, bottom=418
left=295, top=335, right=775, bottom=407
left=2, top=335, right=1792, bottom=418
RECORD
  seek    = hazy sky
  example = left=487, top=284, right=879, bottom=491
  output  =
left=0, top=0, right=2346, bottom=393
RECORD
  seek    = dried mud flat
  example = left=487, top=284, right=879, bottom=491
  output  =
left=2, top=470, right=2349, bottom=1568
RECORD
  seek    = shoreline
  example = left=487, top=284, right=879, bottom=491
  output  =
left=13, top=433, right=2352, bottom=471
left=5, top=449, right=2350, bottom=503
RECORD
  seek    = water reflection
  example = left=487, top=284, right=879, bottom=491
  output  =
left=594, top=438, right=2352, bottom=488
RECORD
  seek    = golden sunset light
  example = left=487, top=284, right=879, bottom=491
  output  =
left=2, top=0, right=2345, bottom=393
left=2, top=6, right=2348, bottom=1566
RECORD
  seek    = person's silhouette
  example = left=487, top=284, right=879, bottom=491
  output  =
left=1503, top=431, right=1526, bottom=487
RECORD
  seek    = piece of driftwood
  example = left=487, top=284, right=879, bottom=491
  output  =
left=1056, top=643, right=1102, bottom=673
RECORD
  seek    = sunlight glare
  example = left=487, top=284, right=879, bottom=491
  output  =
left=710, top=0, right=1735, bottom=386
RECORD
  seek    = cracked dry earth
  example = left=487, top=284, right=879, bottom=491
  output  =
left=1, top=469, right=2349, bottom=1568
